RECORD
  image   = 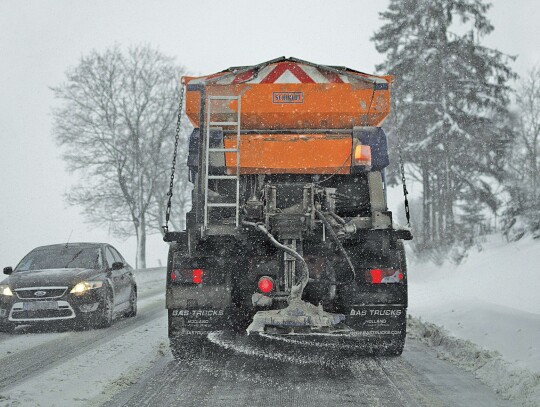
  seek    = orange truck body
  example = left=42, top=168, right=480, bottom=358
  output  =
left=183, top=57, right=392, bottom=174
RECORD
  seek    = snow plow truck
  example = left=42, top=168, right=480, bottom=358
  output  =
left=163, top=57, right=412, bottom=358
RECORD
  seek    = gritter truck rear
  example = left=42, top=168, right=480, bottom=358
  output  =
left=163, top=57, right=412, bottom=358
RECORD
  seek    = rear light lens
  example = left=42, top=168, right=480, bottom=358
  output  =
left=258, top=276, right=274, bottom=293
left=192, top=269, right=203, bottom=284
left=353, top=144, right=372, bottom=167
left=171, top=268, right=204, bottom=284
left=366, top=268, right=403, bottom=284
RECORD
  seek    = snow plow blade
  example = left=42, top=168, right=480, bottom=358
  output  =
left=246, top=299, right=349, bottom=335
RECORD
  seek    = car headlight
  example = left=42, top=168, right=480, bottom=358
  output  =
left=0, top=285, right=13, bottom=296
left=70, top=281, right=103, bottom=294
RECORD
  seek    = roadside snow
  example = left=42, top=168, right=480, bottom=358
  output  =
left=0, top=313, right=168, bottom=407
left=408, top=317, right=540, bottom=407
left=133, top=267, right=165, bottom=293
left=408, top=234, right=540, bottom=406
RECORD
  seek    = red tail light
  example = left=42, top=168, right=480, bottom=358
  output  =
left=367, top=268, right=403, bottom=284
left=370, top=269, right=383, bottom=284
left=258, top=276, right=274, bottom=293
left=192, top=269, right=203, bottom=284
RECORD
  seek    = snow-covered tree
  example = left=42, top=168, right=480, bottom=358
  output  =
left=52, top=45, right=190, bottom=268
left=373, top=0, right=515, bottom=254
left=503, top=65, right=540, bottom=239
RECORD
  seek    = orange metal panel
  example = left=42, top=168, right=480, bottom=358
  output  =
left=185, top=83, right=390, bottom=130
left=223, top=134, right=352, bottom=174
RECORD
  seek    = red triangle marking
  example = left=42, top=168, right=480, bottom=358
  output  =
left=232, top=69, right=256, bottom=84
left=260, top=62, right=315, bottom=84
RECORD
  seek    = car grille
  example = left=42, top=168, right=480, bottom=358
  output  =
left=9, top=301, right=75, bottom=321
left=12, top=309, right=74, bottom=319
left=15, top=287, right=67, bottom=299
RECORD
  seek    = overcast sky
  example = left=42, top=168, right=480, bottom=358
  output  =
left=0, top=0, right=538, bottom=268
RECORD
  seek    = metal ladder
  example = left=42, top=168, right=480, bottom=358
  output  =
left=203, top=95, right=241, bottom=229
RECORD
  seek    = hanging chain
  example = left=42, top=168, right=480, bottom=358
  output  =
left=399, top=149, right=411, bottom=227
left=392, top=99, right=411, bottom=227
left=162, top=82, right=186, bottom=234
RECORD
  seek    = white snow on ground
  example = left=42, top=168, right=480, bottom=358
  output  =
left=1, top=314, right=168, bottom=407
left=408, top=234, right=540, bottom=406
left=133, top=266, right=165, bottom=293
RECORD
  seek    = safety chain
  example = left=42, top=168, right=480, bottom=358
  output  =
left=398, top=149, right=411, bottom=227
left=391, top=97, right=411, bottom=228
left=162, top=82, right=185, bottom=233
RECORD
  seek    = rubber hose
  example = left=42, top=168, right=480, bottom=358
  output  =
left=315, top=209, right=356, bottom=284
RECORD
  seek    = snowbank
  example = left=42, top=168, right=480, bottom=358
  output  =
left=407, top=234, right=540, bottom=406
left=408, top=317, right=540, bottom=407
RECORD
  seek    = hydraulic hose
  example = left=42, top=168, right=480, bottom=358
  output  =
left=314, top=209, right=356, bottom=284
left=327, top=211, right=346, bottom=225
left=242, top=221, right=309, bottom=301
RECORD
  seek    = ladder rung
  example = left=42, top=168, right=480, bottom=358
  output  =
left=209, top=121, right=238, bottom=126
left=207, top=203, right=238, bottom=207
left=208, top=148, right=238, bottom=152
left=208, top=175, right=238, bottom=180
left=209, top=96, right=240, bottom=100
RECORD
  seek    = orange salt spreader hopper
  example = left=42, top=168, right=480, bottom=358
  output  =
left=183, top=57, right=393, bottom=175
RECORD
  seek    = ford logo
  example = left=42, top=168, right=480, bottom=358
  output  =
left=34, top=291, right=47, bottom=297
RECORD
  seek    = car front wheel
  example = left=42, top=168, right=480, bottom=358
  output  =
left=94, top=286, right=114, bottom=329
left=125, top=286, right=137, bottom=318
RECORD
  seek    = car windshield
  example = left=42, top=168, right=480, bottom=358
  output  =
left=15, top=247, right=102, bottom=271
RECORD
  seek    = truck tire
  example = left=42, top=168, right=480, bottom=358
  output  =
left=377, top=240, right=407, bottom=356
left=339, top=240, right=408, bottom=356
left=0, top=321, right=16, bottom=333
left=170, top=335, right=212, bottom=362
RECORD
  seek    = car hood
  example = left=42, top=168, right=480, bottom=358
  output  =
left=7, top=268, right=101, bottom=289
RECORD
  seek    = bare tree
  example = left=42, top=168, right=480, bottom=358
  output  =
left=52, top=45, right=189, bottom=268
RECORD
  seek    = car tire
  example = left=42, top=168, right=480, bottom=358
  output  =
left=95, top=286, right=114, bottom=329
left=125, top=286, right=137, bottom=318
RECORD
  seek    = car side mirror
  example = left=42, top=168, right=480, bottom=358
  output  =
left=3, top=266, right=13, bottom=275
left=111, top=262, right=124, bottom=270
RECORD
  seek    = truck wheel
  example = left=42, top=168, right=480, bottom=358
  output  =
left=0, top=321, right=16, bottom=333
left=376, top=336, right=405, bottom=356
left=170, top=335, right=211, bottom=362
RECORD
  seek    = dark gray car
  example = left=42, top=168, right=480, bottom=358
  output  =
left=0, top=243, right=137, bottom=332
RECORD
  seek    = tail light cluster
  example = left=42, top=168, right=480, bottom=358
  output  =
left=353, top=144, right=372, bottom=167
left=171, top=268, right=204, bottom=284
left=365, top=268, right=403, bottom=284
left=257, top=276, right=274, bottom=293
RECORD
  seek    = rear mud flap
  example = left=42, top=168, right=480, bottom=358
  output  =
left=344, top=305, right=406, bottom=341
left=168, top=308, right=229, bottom=335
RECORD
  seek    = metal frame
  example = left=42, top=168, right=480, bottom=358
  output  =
left=204, top=95, right=241, bottom=229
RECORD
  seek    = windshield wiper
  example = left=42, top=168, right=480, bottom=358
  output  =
left=64, top=249, right=84, bottom=268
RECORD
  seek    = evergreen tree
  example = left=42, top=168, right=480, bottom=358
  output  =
left=502, top=65, right=540, bottom=239
left=373, top=0, right=515, bottom=254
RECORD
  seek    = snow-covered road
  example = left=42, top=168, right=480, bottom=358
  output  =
left=0, top=267, right=524, bottom=407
